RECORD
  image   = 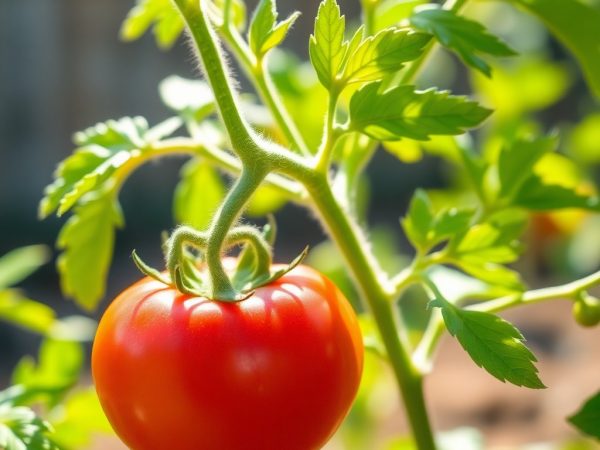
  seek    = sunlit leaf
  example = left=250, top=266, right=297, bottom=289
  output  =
left=173, top=159, right=225, bottom=230
left=57, top=192, right=123, bottom=311
left=349, top=82, right=491, bottom=141
left=433, top=301, right=544, bottom=388
left=411, top=6, right=516, bottom=76
left=309, top=0, right=347, bottom=89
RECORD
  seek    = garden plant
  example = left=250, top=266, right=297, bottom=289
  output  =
left=2, top=0, right=600, bottom=449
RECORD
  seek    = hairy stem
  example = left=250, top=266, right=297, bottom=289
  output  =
left=309, top=177, right=437, bottom=450
left=174, top=0, right=258, bottom=158
left=205, top=169, right=268, bottom=299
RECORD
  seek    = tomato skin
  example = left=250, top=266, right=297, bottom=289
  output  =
left=92, top=264, right=363, bottom=450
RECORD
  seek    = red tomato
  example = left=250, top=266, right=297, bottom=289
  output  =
left=92, top=264, right=364, bottom=450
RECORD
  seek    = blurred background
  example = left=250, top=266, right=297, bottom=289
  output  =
left=1, top=0, right=600, bottom=448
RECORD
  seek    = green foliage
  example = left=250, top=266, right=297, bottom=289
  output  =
left=341, top=29, right=430, bottom=85
left=248, top=0, right=299, bottom=59
left=57, top=193, right=123, bottom=311
left=509, top=0, right=600, bottom=98
left=309, top=0, right=347, bottom=90
left=349, top=82, right=491, bottom=141
left=431, top=298, right=544, bottom=388
left=0, top=246, right=50, bottom=289
left=0, top=291, right=56, bottom=335
left=410, top=7, right=516, bottom=77
left=402, top=189, right=474, bottom=253
left=121, top=0, right=184, bottom=49
left=174, top=159, right=225, bottom=230
left=39, top=117, right=148, bottom=219
left=0, top=404, right=60, bottom=450
left=569, top=391, right=600, bottom=440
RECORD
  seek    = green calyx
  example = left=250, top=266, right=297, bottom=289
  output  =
left=132, top=222, right=307, bottom=302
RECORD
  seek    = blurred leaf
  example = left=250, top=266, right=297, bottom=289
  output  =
left=309, top=0, right=348, bottom=90
left=248, top=0, right=299, bottom=58
left=0, top=404, right=60, bottom=450
left=50, top=389, right=114, bottom=449
left=159, top=76, right=215, bottom=120
left=121, top=0, right=184, bottom=50
left=402, top=189, right=475, bottom=251
left=375, top=0, right=426, bottom=31
left=497, top=135, right=557, bottom=199
left=173, top=159, right=225, bottom=230
left=453, top=259, right=524, bottom=290
left=0, top=291, right=55, bottom=334
left=57, top=192, right=123, bottom=311
left=402, top=189, right=434, bottom=251
left=349, top=82, right=491, bottom=141
left=12, top=339, right=84, bottom=407
left=40, top=117, right=148, bottom=219
left=569, top=391, right=600, bottom=440
left=342, top=29, right=430, bottom=85
left=513, top=175, right=600, bottom=211
left=568, top=113, right=600, bottom=164
left=410, top=6, right=516, bottom=76
left=247, top=184, right=289, bottom=217
left=510, top=0, right=600, bottom=98
left=0, top=246, right=50, bottom=289
left=433, top=301, right=544, bottom=388
left=472, top=59, right=571, bottom=119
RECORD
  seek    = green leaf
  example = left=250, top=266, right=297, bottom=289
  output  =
left=121, top=0, right=184, bottom=50
left=402, top=190, right=475, bottom=251
left=455, top=223, right=521, bottom=264
left=510, top=0, right=600, bottom=98
left=173, top=159, right=225, bottom=230
left=513, top=175, right=600, bottom=211
left=401, top=189, right=434, bottom=251
left=436, top=303, right=544, bottom=388
left=309, top=0, right=348, bottom=89
left=0, top=291, right=56, bottom=335
left=341, top=28, right=430, bottom=85
left=40, top=117, right=148, bottom=219
left=0, top=404, right=60, bottom=450
left=568, top=391, right=600, bottom=440
left=159, top=76, right=216, bottom=123
left=50, top=389, right=114, bottom=449
left=0, top=246, right=50, bottom=289
left=12, top=339, right=84, bottom=408
left=498, top=136, right=557, bottom=199
left=375, top=0, right=427, bottom=32
left=452, top=260, right=524, bottom=291
left=410, top=6, right=516, bottom=77
left=248, top=0, right=299, bottom=58
left=349, top=82, right=492, bottom=141
left=56, top=192, right=123, bottom=311
left=246, top=184, right=289, bottom=217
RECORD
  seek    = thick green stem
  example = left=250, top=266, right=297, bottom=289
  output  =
left=309, top=177, right=437, bottom=450
left=174, top=0, right=258, bottom=158
left=205, top=169, right=268, bottom=299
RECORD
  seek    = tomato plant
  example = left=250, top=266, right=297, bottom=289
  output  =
left=14, top=0, right=600, bottom=448
left=92, top=264, right=363, bottom=450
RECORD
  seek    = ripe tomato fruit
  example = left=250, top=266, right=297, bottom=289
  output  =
left=92, top=264, right=364, bottom=450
